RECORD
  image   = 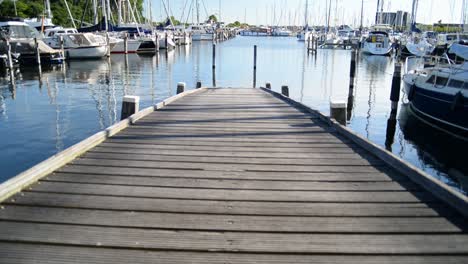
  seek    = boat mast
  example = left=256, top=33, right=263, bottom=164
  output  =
left=359, top=0, right=364, bottom=33
left=63, top=0, right=77, bottom=28
left=304, top=0, right=309, bottom=30
left=93, top=0, right=98, bottom=24
left=101, top=0, right=108, bottom=31
left=410, top=0, right=418, bottom=31
left=118, top=0, right=122, bottom=26
left=375, top=0, right=380, bottom=24
left=45, top=0, right=52, bottom=19
left=462, top=0, right=467, bottom=32
left=327, top=0, right=332, bottom=33
left=196, top=0, right=200, bottom=25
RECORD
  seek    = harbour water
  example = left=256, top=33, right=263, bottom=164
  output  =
left=0, top=36, right=466, bottom=194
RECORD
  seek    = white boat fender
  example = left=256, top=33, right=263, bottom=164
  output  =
left=451, top=92, right=465, bottom=111
left=408, top=84, right=417, bottom=101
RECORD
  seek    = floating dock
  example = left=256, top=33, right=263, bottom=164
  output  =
left=0, top=88, right=467, bottom=263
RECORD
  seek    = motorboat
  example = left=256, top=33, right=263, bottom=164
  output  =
left=240, top=27, right=271, bottom=37
left=188, top=24, right=214, bottom=41
left=44, top=28, right=108, bottom=59
left=0, top=21, right=63, bottom=65
left=361, top=26, right=393, bottom=56
left=403, top=42, right=468, bottom=136
left=272, top=28, right=292, bottom=37
left=401, top=35, right=436, bottom=57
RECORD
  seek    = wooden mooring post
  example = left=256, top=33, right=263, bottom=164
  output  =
left=124, top=33, right=128, bottom=54
left=281, top=85, right=289, bottom=97
left=121, top=95, right=140, bottom=120
left=330, top=100, right=347, bottom=126
left=34, top=37, right=41, bottom=67
left=5, top=39, right=14, bottom=70
left=390, top=63, right=402, bottom=111
left=177, top=82, right=186, bottom=94
left=106, top=33, right=111, bottom=57
left=253, top=45, right=257, bottom=88
left=196, top=81, right=202, bottom=89
left=212, top=43, right=216, bottom=69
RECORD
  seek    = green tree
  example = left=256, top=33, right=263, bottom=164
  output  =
left=208, top=14, right=218, bottom=23
left=0, top=0, right=145, bottom=28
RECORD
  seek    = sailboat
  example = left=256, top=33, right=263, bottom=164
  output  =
left=24, top=0, right=55, bottom=31
left=297, top=0, right=311, bottom=41
left=361, top=0, right=393, bottom=56
left=401, top=0, right=435, bottom=58
left=188, top=0, right=215, bottom=41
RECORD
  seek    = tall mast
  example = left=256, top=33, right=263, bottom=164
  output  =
left=304, top=0, right=309, bottom=29
left=375, top=0, right=380, bottom=24
left=219, top=0, right=221, bottom=22
left=93, top=0, right=98, bottom=24
left=196, top=0, right=200, bottom=25
left=410, top=0, right=418, bottom=31
left=118, top=0, right=122, bottom=26
left=45, top=0, right=52, bottom=18
left=359, top=0, right=364, bottom=32
left=327, top=0, right=331, bottom=32
left=461, top=0, right=466, bottom=32
left=63, top=0, right=77, bottom=28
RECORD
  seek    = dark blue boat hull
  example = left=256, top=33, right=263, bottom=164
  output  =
left=409, top=85, right=467, bottom=138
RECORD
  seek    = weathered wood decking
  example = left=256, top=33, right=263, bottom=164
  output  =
left=0, top=88, right=467, bottom=263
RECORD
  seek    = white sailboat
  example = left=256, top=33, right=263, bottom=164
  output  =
left=188, top=0, right=215, bottom=41
left=297, top=0, right=311, bottom=41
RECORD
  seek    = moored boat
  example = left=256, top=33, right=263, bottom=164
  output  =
left=403, top=42, right=468, bottom=137
left=0, top=21, right=63, bottom=65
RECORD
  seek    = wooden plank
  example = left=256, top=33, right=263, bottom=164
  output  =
left=1, top=243, right=466, bottom=264
left=8, top=192, right=451, bottom=217
left=0, top=221, right=466, bottom=254
left=57, top=165, right=405, bottom=182
left=90, top=146, right=366, bottom=159
left=0, top=205, right=463, bottom=233
left=44, top=172, right=419, bottom=191
left=26, top=182, right=436, bottom=203
left=72, top=158, right=386, bottom=173
left=80, top=153, right=384, bottom=167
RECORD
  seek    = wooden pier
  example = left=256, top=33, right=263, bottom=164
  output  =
left=0, top=88, right=467, bottom=263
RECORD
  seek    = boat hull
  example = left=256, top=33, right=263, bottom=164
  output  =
left=406, top=83, right=468, bottom=137
left=192, top=33, right=214, bottom=41
left=111, top=40, right=140, bottom=54
left=64, top=46, right=107, bottom=59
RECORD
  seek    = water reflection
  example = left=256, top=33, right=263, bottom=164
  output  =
left=399, top=104, right=468, bottom=193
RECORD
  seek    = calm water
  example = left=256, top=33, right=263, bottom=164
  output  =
left=0, top=37, right=467, bottom=194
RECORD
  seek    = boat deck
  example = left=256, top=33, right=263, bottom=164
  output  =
left=0, top=88, right=467, bottom=263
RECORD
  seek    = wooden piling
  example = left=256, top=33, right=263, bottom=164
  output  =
left=106, top=33, right=111, bottom=57
left=121, top=95, right=140, bottom=120
left=59, top=36, right=65, bottom=60
left=330, top=100, right=347, bottom=126
left=390, top=63, right=402, bottom=111
left=212, top=43, right=216, bottom=69
left=281, top=85, right=289, bottom=97
left=349, top=49, right=357, bottom=91
left=177, top=82, right=186, bottom=94
left=196, top=81, right=202, bottom=89
left=253, top=45, right=257, bottom=88
left=124, top=33, right=128, bottom=54
left=165, top=32, right=168, bottom=50
left=34, top=37, right=41, bottom=66
left=6, top=39, right=13, bottom=70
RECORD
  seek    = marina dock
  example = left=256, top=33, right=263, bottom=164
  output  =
left=0, top=88, right=467, bottom=263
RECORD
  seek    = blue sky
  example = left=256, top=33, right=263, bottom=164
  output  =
left=146, top=0, right=467, bottom=26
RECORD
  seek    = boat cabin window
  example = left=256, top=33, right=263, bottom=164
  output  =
left=435, top=76, right=448, bottom=87
left=448, top=79, right=464, bottom=88
left=0, top=25, right=38, bottom=38
left=426, top=75, right=436, bottom=84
